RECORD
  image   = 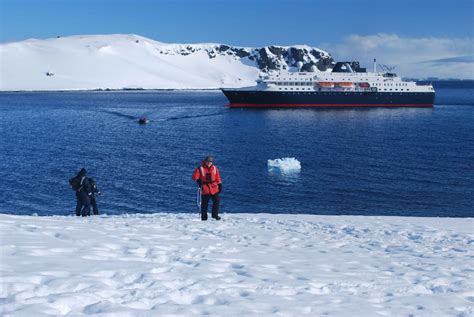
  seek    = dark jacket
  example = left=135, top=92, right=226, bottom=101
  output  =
left=88, top=178, right=100, bottom=196
left=75, top=171, right=92, bottom=195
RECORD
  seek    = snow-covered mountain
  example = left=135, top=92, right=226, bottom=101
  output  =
left=0, top=34, right=333, bottom=91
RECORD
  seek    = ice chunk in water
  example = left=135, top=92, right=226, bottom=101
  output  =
left=267, top=157, right=301, bottom=174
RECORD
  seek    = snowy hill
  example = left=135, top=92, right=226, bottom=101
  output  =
left=0, top=34, right=333, bottom=91
left=0, top=213, right=473, bottom=316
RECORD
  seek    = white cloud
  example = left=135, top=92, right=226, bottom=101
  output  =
left=323, top=34, right=474, bottom=79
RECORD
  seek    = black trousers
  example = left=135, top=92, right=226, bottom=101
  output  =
left=201, top=194, right=220, bottom=220
left=75, top=191, right=91, bottom=217
left=91, top=197, right=99, bottom=215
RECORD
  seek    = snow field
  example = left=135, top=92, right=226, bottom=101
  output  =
left=0, top=35, right=260, bottom=91
left=0, top=213, right=473, bottom=316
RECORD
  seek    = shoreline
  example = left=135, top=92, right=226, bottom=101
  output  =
left=1, top=211, right=474, bottom=219
left=0, top=88, right=224, bottom=93
left=1, top=80, right=473, bottom=93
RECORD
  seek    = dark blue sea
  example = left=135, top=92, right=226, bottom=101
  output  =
left=1, top=82, right=473, bottom=217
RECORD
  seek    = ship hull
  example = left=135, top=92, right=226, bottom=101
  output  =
left=222, top=90, right=435, bottom=108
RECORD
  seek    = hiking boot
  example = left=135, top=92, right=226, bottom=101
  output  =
left=212, top=216, right=221, bottom=220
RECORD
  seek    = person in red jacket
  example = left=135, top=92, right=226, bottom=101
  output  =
left=192, top=155, right=222, bottom=220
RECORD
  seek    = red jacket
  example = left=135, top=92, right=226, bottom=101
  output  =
left=192, top=161, right=222, bottom=195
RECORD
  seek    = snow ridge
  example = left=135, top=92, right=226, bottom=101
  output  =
left=0, top=34, right=333, bottom=91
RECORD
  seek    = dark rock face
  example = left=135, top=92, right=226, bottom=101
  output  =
left=245, top=46, right=333, bottom=72
left=159, top=44, right=333, bottom=72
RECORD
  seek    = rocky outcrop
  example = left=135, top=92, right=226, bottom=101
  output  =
left=159, top=43, right=333, bottom=72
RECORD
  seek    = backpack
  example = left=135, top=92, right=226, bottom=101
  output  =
left=69, top=177, right=81, bottom=191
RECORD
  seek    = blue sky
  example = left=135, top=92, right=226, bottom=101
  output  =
left=0, top=0, right=472, bottom=46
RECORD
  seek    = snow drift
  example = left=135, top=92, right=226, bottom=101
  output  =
left=0, top=213, right=472, bottom=316
left=0, top=34, right=333, bottom=91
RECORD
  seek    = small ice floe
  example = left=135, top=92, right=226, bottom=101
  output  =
left=267, top=157, right=301, bottom=174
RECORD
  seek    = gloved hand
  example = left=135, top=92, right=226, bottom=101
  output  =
left=196, top=180, right=202, bottom=188
left=218, top=183, right=222, bottom=193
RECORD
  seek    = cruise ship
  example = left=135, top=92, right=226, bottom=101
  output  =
left=222, top=61, right=435, bottom=108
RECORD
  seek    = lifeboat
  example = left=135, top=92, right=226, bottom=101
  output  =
left=317, top=82, right=334, bottom=87
left=334, top=82, right=353, bottom=87
left=358, top=82, right=370, bottom=88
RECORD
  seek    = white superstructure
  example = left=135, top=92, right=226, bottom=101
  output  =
left=257, top=62, right=434, bottom=93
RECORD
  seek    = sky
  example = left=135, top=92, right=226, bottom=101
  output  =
left=0, top=0, right=473, bottom=78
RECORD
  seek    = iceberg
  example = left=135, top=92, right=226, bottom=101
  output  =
left=267, top=157, right=301, bottom=174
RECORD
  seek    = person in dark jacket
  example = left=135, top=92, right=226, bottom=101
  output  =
left=74, top=168, right=93, bottom=217
left=192, top=155, right=222, bottom=221
left=88, top=178, right=101, bottom=215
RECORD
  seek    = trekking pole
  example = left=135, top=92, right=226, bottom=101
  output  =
left=197, top=186, right=202, bottom=215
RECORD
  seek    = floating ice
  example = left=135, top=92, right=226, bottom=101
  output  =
left=267, top=157, right=301, bottom=174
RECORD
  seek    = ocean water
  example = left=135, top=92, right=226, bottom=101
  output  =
left=1, top=84, right=473, bottom=217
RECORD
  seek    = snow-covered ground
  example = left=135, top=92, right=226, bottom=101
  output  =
left=0, top=34, right=258, bottom=91
left=0, top=213, right=473, bottom=316
left=0, top=34, right=330, bottom=91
